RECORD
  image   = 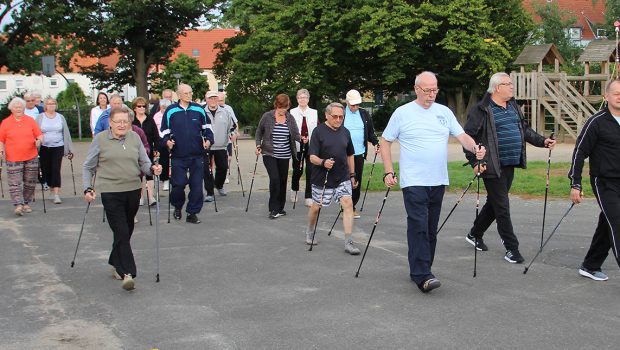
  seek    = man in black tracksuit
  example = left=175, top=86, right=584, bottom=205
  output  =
left=464, top=72, right=555, bottom=264
left=569, top=79, right=620, bottom=282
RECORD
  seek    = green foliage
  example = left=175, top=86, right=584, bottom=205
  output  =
left=58, top=107, right=92, bottom=138
left=56, top=82, right=89, bottom=110
left=151, top=54, right=209, bottom=100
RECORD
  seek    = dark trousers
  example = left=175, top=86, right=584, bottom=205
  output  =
left=582, top=177, right=620, bottom=270
left=291, top=148, right=311, bottom=198
left=170, top=156, right=204, bottom=214
left=39, top=145, right=64, bottom=188
left=403, top=185, right=445, bottom=285
left=263, top=155, right=289, bottom=212
left=352, top=155, right=365, bottom=209
left=204, top=149, right=228, bottom=195
left=101, top=189, right=141, bottom=277
left=158, top=145, right=170, bottom=182
left=470, top=166, right=519, bottom=251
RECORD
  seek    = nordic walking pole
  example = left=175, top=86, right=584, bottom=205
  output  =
left=473, top=145, right=483, bottom=278
left=328, top=207, right=343, bottom=236
left=309, top=160, right=332, bottom=251
left=146, top=185, right=152, bottom=226
left=524, top=203, right=576, bottom=274
left=167, top=134, right=174, bottom=223
left=245, top=154, right=259, bottom=212
left=204, top=148, right=218, bottom=213
left=153, top=156, right=161, bottom=282
left=359, top=151, right=378, bottom=212
left=71, top=174, right=96, bottom=267
left=232, top=137, right=245, bottom=196
left=355, top=186, right=392, bottom=278
left=436, top=173, right=478, bottom=235
left=37, top=154, right=46, bottom=213
left=293, top=143, right=305, bottom=210
left=0, top=156, right=5, bottom=198
left=540, top=132, right=555, bottom=251
left=69, top=154, right=77, bottom=195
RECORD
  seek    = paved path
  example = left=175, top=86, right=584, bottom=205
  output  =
left=2, top=139, right=618, bottom=349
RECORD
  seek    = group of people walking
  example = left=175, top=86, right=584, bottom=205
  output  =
left=3, top=72, right=620, bottom=295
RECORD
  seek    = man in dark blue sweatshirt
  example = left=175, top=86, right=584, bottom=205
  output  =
left=160, top=83, right=214, bottom=224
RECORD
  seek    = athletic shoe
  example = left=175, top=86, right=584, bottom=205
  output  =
left=305, top=233, right=318, bottom=245
left=121, top=274, right=135, bottom=290
left=504, top=250, right=525, bottom=264
left=149, top=197, right=156, bottom=206
left=111, top=267, right=122, bottom=280
left=269, top=210, right=278, bottom=219
left=304, top=198, right=313, bottom=207
left=53, top=194, right=62, bottom=204
left=466, top=233, right=488, bottom=251
left=579, top=266, right=608, bottom=281
left=186, top=213, right=201, bottom=224
left=353, top=211, right=361, bottom=219
left=224, top=177, right=230, bottom=184
left=139, top=197, right=144, bottom=206
left=22, top=205, right=32, bottom=213
left=173, top=208, right=182, bottom=220
left=14, top=205, right=23, bottom=216
left=204, top=195, right=215, bottom=202
left=43, top=183, right=49, bottom=191
left=134, top=216, right=138, bottom=224
left=345, top=240, right=360, bottom=255
left=278, top=210, right=287, bottom=217
left=420, top=278, right=441, bottom=293
left=217, top=188, right=227, bottom=196
left=290, top=190, right=297, bottom=203
left=162, top=180, right=169, bottom=191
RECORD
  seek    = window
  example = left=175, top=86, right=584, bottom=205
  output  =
left=597, top=29, right=607, bottom=38
left=0, top=80, right=6, bottom=90
left=568, top=27, right=582, bottom=40
left=192, top=49, right=200, bottom=57
left=15, top=79, right=24, bottom=89
left=49, top=78, right=58, bottom=88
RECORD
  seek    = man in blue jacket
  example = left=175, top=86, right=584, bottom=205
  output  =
left=160, top=84, right=214, bottom=224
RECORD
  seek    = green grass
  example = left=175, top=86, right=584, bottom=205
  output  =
left=361, top=161, right=590, bottom=199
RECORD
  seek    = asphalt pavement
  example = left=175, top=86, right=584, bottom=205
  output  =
left=1, top=139, right=619, bottom=349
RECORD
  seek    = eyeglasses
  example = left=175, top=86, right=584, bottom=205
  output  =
left=330, top=114, right=344, bottom=120
left=110, top=120, right=130, bottom=125
left=499, top=82, right=513, bottom=86
left=416, top=86, right=440, bottom=94
left=136, top=105, right=146, bottom=108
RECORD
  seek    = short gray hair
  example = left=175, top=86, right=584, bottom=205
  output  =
left=109, top=94, right=123, bottom=103
left=414, top=71, right=437, bottom=86
left=296, top=89, right=310, bottom=99
left=487, top=72, right=510, bottom=93
left=160, top=98, right=172, bottom=110
left=8, top=97, right=26, bottom=110
left=325, top=102, right=344, bottom=115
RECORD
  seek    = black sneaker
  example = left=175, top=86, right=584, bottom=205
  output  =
left=269, top=210, right=278, bottom=219
left=419, top=278, right=441, bottom=293
left=277, top=210, right=287, bottom=217
left=173, top=208, right=182, bottom=220
left=186, top=213, right=201, bottom=224
left=466, top=233, right=488, bottom=251
left=504, top=250, right=525, bottom=264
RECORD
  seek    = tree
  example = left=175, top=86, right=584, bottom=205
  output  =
left=6, top=0, right=223, bottom=97
left=56, top=82, right=89, bottom=110
left=150, top=53, right=209, bottom=100
left=532, top=2, right=583, bottom=71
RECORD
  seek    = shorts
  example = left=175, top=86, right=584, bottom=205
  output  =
left=311, top=180, right=352, bottom=207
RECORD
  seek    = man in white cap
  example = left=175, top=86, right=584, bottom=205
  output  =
left=343, top=89, right=379, bottom=218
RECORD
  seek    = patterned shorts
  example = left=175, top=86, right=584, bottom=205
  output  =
left=311, top=180, right=352, bottom=207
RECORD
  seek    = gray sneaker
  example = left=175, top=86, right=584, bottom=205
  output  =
left=204, top=195, right=215, bottom=202
left=217, top=188, right=227, bottom=196
left=344, top=240, right=360, bottom=255
left=53, top=194, right=62, bottom=204
left=305, top=233, right=318, bottom=245
left=579, top=266, right=608, bottom=281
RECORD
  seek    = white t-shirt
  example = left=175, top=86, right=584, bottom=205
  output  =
left=382, top=101, right=464, bottom=187
left=24, top=107, right=40, bottom=119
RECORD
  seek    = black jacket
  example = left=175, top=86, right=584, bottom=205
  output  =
left=133, top=115, right=161, bottom=159
left=568, top=107, right=620, bottom=188
left=464, top=93, right=546, bottom=178
left=346, top=107, right=379, bottom=159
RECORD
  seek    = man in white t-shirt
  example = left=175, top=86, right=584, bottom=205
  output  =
left=24, top=92, right=40, bottom=118
left=380, top=71, right=485, bottom=293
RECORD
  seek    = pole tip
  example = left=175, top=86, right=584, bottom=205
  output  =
left=70, top=262, right=75, bottom=268
left=355, top=273, right=359, bottom=278
left=523, top=268, right=529, bottom=274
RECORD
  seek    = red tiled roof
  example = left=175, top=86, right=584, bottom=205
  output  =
left=173, top=29, right=239, bottom=69
left=523, top=0, right=607, bottom=40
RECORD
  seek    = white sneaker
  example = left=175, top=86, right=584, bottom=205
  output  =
left=304, top=198, right=313, bottom=207
left=162, top=180, right=169, bottom=191
left=345, top=240, right=360, bottom=255
left=111, top=267, right=122, bottom=280
left=121, top=274, right=135, bottom=290
left=53, top=194, right=62, bottom=204
left=290, top=190, right=297, bottom=203
left=305, top=232, right=318, bottom=245
left=139, top=197, right=144, bottom=206
left=225, top=177, right=230, bottom=184
left=134, top=217, right=138, bottom=223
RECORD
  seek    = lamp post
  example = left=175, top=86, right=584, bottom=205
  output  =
left=173, top=73, right=182, bottom=88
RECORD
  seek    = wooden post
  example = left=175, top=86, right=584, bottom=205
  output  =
left=584, top=62, right=590, bottom=96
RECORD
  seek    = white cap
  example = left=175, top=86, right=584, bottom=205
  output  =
left=206, top=91, right=219, bottom=98
left=346, top=89, right=362, bottom=105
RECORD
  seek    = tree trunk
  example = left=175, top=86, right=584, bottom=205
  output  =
left=134, top=47, right=148, bottom=98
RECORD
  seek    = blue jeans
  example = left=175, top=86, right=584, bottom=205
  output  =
left=170, top=156, right=204, bottom=214
left=402, top=185, right=445, bottom=285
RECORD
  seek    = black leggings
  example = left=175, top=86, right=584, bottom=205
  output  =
left=39, top=145, right=64, bottom=188
left=262, top=155, right=289, bottom=212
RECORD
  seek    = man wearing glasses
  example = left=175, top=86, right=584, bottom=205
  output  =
left=306, top=102, right=360, bottom=255
left=381, top=71, right=485, bottom=293
left=160, top=84, right=214, bottom=224
left=462, top=72, right=555, bottom=264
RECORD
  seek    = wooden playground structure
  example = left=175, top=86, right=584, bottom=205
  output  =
left=510, top=41, right=619, bottom=141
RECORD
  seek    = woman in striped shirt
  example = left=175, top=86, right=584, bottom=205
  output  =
left=255, top=94, right=301, bottom=219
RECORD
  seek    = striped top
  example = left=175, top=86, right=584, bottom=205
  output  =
left=491, top=101, right=522, bottom=166
left=272, top=122, right=291, bottom=159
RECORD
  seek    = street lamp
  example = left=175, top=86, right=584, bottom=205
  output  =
left=173, top=73, right=182, bottom=88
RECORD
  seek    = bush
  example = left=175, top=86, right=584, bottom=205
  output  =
left=58, top=107, right=92, bottom=139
